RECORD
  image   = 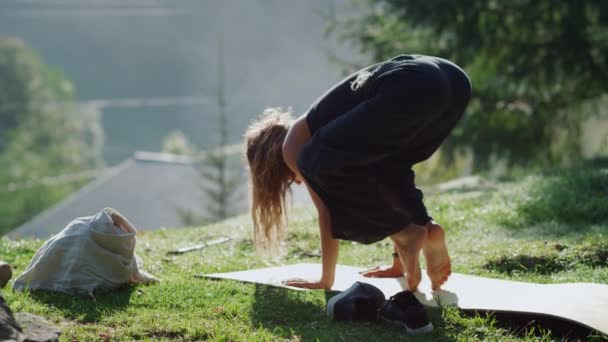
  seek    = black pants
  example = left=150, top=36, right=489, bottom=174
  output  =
left=297, top=57, right=472, bottom=244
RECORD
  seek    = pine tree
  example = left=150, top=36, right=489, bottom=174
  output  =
left=198, top=35, right=242, bottom=222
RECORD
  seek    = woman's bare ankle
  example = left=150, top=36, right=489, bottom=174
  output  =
left=390, top=224, right=427, bottom=291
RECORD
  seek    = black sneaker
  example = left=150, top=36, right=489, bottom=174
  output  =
left=326, top=282, right=386, bottom=322
left=380, top=290, right=434, bottom=336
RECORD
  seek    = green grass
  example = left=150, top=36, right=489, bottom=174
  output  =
left=1, top=167, right=607, bottom=341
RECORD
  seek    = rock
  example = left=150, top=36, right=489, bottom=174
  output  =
left=0, top=295, right=61, bottom=342
left=0, top=294, right=22, bottom=342
left=0, top=262, right=12, bottom=288
left=15, top=313, right=60, bottom=342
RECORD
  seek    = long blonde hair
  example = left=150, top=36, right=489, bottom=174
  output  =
left=244, top=108, right=294, bottom=255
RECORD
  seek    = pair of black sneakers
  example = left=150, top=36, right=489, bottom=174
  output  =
left=326, top=282, right=434, bottom=336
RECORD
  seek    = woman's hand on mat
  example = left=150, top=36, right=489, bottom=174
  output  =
left=282, top=278, right=331, bottom=290
left=359, top=265, right=404, bottom=278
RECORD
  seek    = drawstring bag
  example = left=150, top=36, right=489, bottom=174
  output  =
left=13, top=208, right=158, bottom=294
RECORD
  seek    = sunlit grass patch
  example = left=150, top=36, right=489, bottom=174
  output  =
left=505, top=168, right=608, bottom=228
left=483, top=239, right=605, bottom=272
left=485, top=251, right=568, bottom=275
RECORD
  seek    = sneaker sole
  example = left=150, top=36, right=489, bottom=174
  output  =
left=381, top=316, right=434, bottom=336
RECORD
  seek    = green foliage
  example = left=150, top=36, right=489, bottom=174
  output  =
left=161, top=130, right=195, bottom=156
left=199, top=149, right=243, bottom=222
left=197, top=37, right=242, bottom=223
left=484, top=240, right=608, bottom=275
left=0, top=37, right=104, bottom=234
left=0, top=182, right=86, bottom=236
left=175, top=38, right=243, bottom=226
left=328, top=0, right=608, bottom=170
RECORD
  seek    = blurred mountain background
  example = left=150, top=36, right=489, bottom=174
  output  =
left=0, top=0, right=357, bottom=164
left=0, top=0, right=362, bottom=233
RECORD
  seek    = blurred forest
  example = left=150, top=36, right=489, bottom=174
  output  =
left=0, top=37, right=103, bottom=232
left=1, top=0, right=607, bottom=235
left=330, top=0, right=608, bottom=171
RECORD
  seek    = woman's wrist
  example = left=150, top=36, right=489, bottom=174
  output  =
left=319, top=275, right=334, bottom=289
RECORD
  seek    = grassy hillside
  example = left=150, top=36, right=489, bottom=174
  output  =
left=1, top=167, right=607, bottom=341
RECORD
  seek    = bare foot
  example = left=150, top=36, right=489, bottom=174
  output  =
left=390, top=224, right=427, bottom=291
left=360, top=252, right=404, bottom=278
left=359, top=265, right=404, bottom=278
left=423, top=221, right=452, bottom=290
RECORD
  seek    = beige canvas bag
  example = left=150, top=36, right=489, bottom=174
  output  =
left=13, top=208, right=158, bottom=294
